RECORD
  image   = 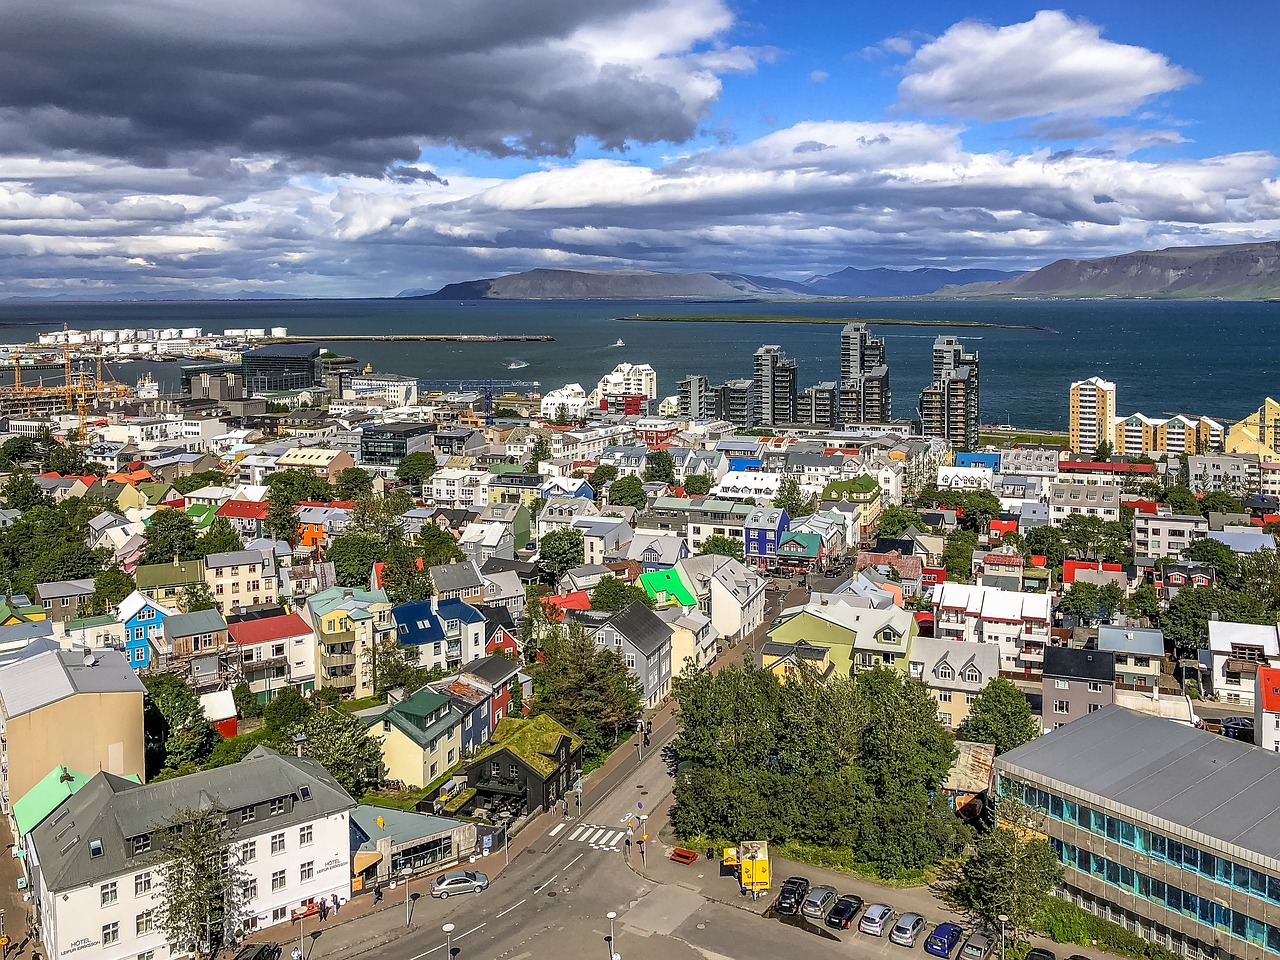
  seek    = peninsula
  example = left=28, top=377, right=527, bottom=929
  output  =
left=616, top=314, right=1052, bottom=331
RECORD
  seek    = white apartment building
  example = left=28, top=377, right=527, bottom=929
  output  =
left=540, top=384, right=591, bottom=420
left=1048, top=482, right=1121, bottom=525
left=28, top=747, right=353, bottom=960
left=592, top=362, right=658, bottom=401
left=228, top=611, right=318, bottom=701
left=348, top=372, right=418, bottom=407
left=932, top=582, right=1052, bottom=674
left=1207, top=621, right=1280, bottom=707
left=1132, top=513, right=1209, bottom=561
left=428, top=468, right=491, bottom=509
left=1188, top=453, right=1261, bottom=496
left=205, top=549, right=279, bottom=614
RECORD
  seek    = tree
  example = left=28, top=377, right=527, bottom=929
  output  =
left=952, top=798, right=1063, bottom=941
left=327, top=533, right=386, bottom=588
left=231, top=682, right=262, bottom=719
left=180, top=580, right=218, bottom=613
left=264, top=487, right=301, bottom=543
left=262, top=685, right=314, bottom=733
left=876, top=505, right=924, bottom=540
left=1126, top=583, right=1161, bottom=621
left=1025, top=525, right=1068, bottom=569
left=698, top=534, right=745, bottom=562
left=380, top=540, right=434, bottom=605
left=999, top=529, right=1030, bottom=559
left=1060, top=514, right=1106, bottom=560
left=773, top=476, right=815, bottom=518
left=607, top=474, right=648, bottom=508
left=591, top=577, right=654, bottom=612
left=396, top=451, right=438, bottom=486
left=156, top=807, right=251, bottom=957
left=1163, top=485, right=1200, bottom=516
left=1092, top=440, right=1114, bottom=461
left=0, top=436, right=39, bottom=467
left=196, top=516, right=243, bottom=556
left=418, top=524, right=466, bottom=567
left=1199, top=490, right=1243, bottom=517
left=88, top=566, right=135, bottom=616
left=1162, top=586, right=1277, bottom=659
left=1184, top=537, right=1239, bottom=581
left=144, top=674, right=207, bottom=779
left=171, top=470, right=232, bottom=495
left=527, top=435, right=552, bottom=472
left=959, top=679, right=1039, bottom=755
left=643, top=449, right=676, bottom=485
left=943, top=529, right=978, bottom=582
left=539, top=528, right=584, bottom=581
left=294, top=707, right=383, bottom=795
left=1, top=471, right=47, bottom=511
left=334, top=466, right=374, bottom=501
left=263, top=468, right=333, bottom=541
left=142, top=510, right=200, bottom=564
left=591, top=464, right=619, bottom=494
left=1057, top=581, right=1122, bottom=624
left=345, top=492, right=409, bottom=540
left=683, top=473, right=712, bottom=496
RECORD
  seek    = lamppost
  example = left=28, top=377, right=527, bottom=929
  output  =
left=998, top=914, right=1008, bottom=960
left=403, top=866, right=414, bottom=927
left=605, top=911, right=618, bottom=960
left=443, top=922, right=455, bottom=959
left=293, top=731, right=308, bottom=758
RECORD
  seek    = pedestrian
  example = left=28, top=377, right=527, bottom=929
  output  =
left=318, top=899, right=328, bottom=922
left=292, top=948, right=302, bottom=960
left=374, top=885, right=383, bottom=905
left=331, top=894, right=340, bottom=914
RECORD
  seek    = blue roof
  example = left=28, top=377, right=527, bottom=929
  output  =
left=955, top=452, right=1001, bottom=469
left=392, top=598, right=484, bottom=646
left=1208, top=530, right=1276, bottom=554
left=728, top=457, right=762, bottom=471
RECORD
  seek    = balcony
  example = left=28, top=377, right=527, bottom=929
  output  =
left=1020, top=646, right=1045, bottom=663
left=243, top=654, right=289, bottom=671
left=1224, top=658, right=1261, bottom=676
left=325, top=674, right=357, bottom=690
left=323, top=651, right=358, bottom=667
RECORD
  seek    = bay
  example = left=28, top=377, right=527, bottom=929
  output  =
left=0, top=297, right=1276, bottom=431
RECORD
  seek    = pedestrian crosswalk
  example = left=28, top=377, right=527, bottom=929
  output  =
left=548, top=820, right=628, bottom=851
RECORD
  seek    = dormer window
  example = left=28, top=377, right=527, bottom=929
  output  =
left=963, top=667, right=981, bottom=684
left=937, top=663, right=955, bottom=681
left=131, top=835, right=151, bottom=855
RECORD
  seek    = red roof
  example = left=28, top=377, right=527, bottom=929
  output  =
left=216, top=499, right=269, bottom=520
left=228, top=613, right=312, bottom=646
left=1123, top=498, right=1160, bottom=515
left=1259, top=666, right=1280, bottom=714
left=1058, top=460, right=1154, bottom=474
left=989, top=519, right=1018, bottom=535
left=1030, top=554, right=1047, bottom=567
left=1063, top=559, right=1124, bottom=583
left=541, top=591, right=591, bottom=622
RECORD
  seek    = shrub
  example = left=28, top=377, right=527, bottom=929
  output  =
left=1034, top=898, right=1181, bottom=960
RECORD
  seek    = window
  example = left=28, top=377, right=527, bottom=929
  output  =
left=938, top=691, right=953, bottom=703
left=271, top=832, right=286, bottom=855
left=937, top=663, right=954, bottom=680
left=136, top=911, right=154, bottom=936
left=271, top=871, right=286, bottom=892
left=1088, top=703, right=1103, bottom=713
left=299, top=824, right=313, bottom=846
left=1055, top=679, right=1069, bottom=689
left=101, top=881, right=118, bottom=906
left=272, top=907, right=288, bottom=923
left=966, top=694, right=978, bottom=705
left=270, top=797, right=285, bottom=815
left=242, top=840, right=256, bottom=862
left=963, top=667, right=981, bottom=684
left=1054, top=700, right=1070, bottom=714
left=625, top=654, right=636, bottom=669
left=103, top=923, right=120, bottom=946
left=243, top=879, right=257, bottom=900
left=134, top=873, right=152, bottom=896
left=242, top=806, right=255, bottom=823
left=132, top=835, right=151, bottom=855
left=300, top=861, right=314, bottom=882
left=939, top=712, right=952, bottom=726
left=448, top=748, right=456, bottom=765
left=1088, top=681, right=1105, bottom=693
left=138, top=952, right=155, bottom=960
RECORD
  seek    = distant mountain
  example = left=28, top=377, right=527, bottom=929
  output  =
left=2, top=290, right=300, bottom=302
left=804, top=266, right=1019, bottom=297
left=408, top=268, right=818, bottom=301
left=941, top=240, right=1280, bottom=299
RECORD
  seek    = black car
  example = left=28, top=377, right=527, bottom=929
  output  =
left=1026, top=949, right=1057, bottom=960
left=231, top=946, right=281, bottom=960
left=825, top=894, right=865, bottom=929
left=775, top=876, right=811, bottom=915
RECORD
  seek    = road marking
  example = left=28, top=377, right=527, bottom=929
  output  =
left=618, top=813, right=631, bottom=824
left=588, top=828, right=606, bottom=845
left=564, top=852, right=584, bottom=870
left=603, top=830, right=624, bottom=847
left=496, top=899, right=527, bottom=918
left=548, top=823, right=567, bottom=838
left=407, top=923, right=487, bottom=959
left=533, top=874, right=559, bottom=895
left=569, top=824, right=587, bottom=841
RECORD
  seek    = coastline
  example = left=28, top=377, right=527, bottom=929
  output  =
left=616, top=314, right=1053, bottom=331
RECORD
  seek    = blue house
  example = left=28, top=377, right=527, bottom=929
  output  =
left=955, top=452, right=1001, bottom=470
left=744, top=507, right=789, bottom=563
left=115, top=589, right=176, bottom=669
left=392, top=597, right=487, bottom=673
left=542, top=476, right=595, bottom=500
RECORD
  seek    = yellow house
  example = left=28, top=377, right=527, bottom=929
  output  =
left=760, top=639, right=834, bottom=683
left=369, top=687, right=462, bottom=789
left=304, top=586, right=393, bottom=699
left=1228, top=397, right=1280, bottom=462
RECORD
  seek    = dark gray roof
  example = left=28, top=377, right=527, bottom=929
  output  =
left=1042, top=646, right=1115, bottom=683
left=429, top=560, right=483, bottom=594
left=205, top=549, right=271, bottom=569
left=30, top=746, right=354, bottom=891
left=606, top=601, right=672, bottom=657
left=36, top=578, right=96, bottom=601
left=243, top=342, right=322, bottom=359
left=460, top=654, right=519, bottom=687
left=998, top=705, right=1280, bottom=861
left=162, top=608, right=228, bottom=639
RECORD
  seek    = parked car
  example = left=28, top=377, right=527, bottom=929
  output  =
left=925, top=923, right=965, bottom=958
left=1026, top=950, right=1057, bottom=960
left=775, top=876, right=811, bottom=915
left=890, top=913, right=928, bottom=947
left=231, top=946, right=281, bottom=960
left=431, top=870, right=489, bottom=898
left=859, top=903, right=895, bottom=936
left=960, top=932, right=996, bottom=960
left=801, top=885, right=838, bottom=919
left=826, top=894, right=865, bottom=930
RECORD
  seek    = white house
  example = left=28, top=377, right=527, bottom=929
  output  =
left=932, top=582, right=1052, bottom=675
left=27, top=747, right=354, bottom=960
left=936, top=466, right=995, bottom=491
left=1207, top=621, right=1280, bottom=707
left=676, top=554, right=766, bottom=643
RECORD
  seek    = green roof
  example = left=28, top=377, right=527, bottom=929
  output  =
left=779, top=531, right=822, bottom=558
left=66, top=614, right=119, bottom=630
left=14, top=766, right=139, bottom=836
left=822, top=475, right=880, bottom=501
left=185, top=503, right=218, bottom=530
left=307, top=585, right=389, bottom=619
left=471, top=715, right=582, bottom=778
left=366, top=687, right=458, bottom=749
left=639, top=568, right=696, bottom=607
left=135, top=558, right=206, bottom=590
left=137, top=481, right=174, bottom=506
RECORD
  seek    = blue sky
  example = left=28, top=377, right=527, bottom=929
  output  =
left=0, top=1, right=1277, bottom=296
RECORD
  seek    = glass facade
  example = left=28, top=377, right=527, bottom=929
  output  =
left=1002, top=776, right=1280, bottom=954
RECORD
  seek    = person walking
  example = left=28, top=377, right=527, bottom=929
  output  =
left=374, top=885, right=383, bottom=905
left=292, top=947, right=302, bottom=960
left=331, top=894, right=340, bottom=914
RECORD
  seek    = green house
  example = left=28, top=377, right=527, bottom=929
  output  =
left=766, top=602, right=917, bottom=677
left=639, top=567, right=696, bottom=608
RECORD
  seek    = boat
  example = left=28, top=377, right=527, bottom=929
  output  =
left=507, top=360, right=529, bottom=370
left=613, top=338, right=625, bottom=347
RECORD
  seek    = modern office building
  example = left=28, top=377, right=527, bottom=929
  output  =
left=839, top=323, right=891, bottom=424
left=1069, top=376, right=1118, bottom=455
left=239, top=343, right=323, bottom=393
left=753, top=345, right=798, bottom=426
left=919, top=337, right=980, bottom=449
left=359, top=421, right=437, bottom=469
left=678, top=375, right=711, bottom=420
left=997, top=706, right=1280, bottom=960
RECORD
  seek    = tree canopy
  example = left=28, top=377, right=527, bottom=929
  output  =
left=196, top=516, right=244, bottom=556
left=958, top=679, right=1039, bottom=755
left=1058, top=580, right=1125, bottom=624
left=607, top=474, right=648, bottom=508
left=773, top=476, right=815, bottom=518
left=171, top=470, right=232, bottom=495
left=396, top=451, right=438, bottom=484
left=876, top=505, right=924, bottom=540
left=698, top=534, right=745, bottom=562
left=334, top=466, right=375, bottom=501
left=142, top=510, right=200, bottom=564
left=539, top=528, right=584, bottom=580
left=328, top=533, right=385, bottom=588
left=590, top=576, right=654, bottom=612
left=643, top=449, right=676, bottom=485
left=942, top=529, right=978, bottom=582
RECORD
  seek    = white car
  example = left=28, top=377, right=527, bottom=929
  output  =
left=431, top=870, right=489, bottom=898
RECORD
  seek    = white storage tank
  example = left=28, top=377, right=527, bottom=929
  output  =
left=271, top=327, right=288, bottom=338
left=99, top=330, right=118, bottom=344
left=224, top=328, right=245, bottom=338
left=117, top=343, right=138, bottom=355
left=246, top=328, right=266, bottom=338
left=181, top=327, right=203, bottom=339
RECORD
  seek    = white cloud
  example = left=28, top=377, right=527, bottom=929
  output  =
left=859, top=35, right=917, bottom=59
left=898, top=11, right=1195, bottom=121
left=809, top=70, right=829, bottom=83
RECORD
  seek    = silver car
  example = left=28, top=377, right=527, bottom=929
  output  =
left=430, top=869, right=489, bottom=898
left=890, top=913, right=928, bottom=947
left=800, top=885, right=838, bottom=919
left=859, top=903, right=895, bottom=936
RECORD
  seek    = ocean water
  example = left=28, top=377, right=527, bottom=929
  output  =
left=0, top=297, right=1276, bottom=431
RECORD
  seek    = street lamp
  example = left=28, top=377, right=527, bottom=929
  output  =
left=293, top=731, right=308, bottom=758
left=443, top=922, right=455, bottom=959
left=403, top=866, right=414, bottom=927
left=605, top=911, right=618, bottom=960
left=998, top=914, right=1008, bottom=960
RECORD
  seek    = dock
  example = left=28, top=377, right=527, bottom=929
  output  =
left=263, top=334, right=554, bottom=344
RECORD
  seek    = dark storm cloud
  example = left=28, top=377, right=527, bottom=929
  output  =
left=0, top=0, right=735, bottom=173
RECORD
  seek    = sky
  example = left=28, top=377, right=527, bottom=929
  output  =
left=0, top=1, right=1277, bottom=298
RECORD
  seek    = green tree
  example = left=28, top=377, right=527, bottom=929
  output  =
left=334, top=466, right=375, bottom=501
left=418, top=524, right=466, bottom=567
left=943, top=529, right=979, bottom=582
left=142, top=510, right=200, bottom=564
left=1184, top=537, right=1239, bottom=581
left=156, top=808, right=251, bottom=957
left=952, top=798, right=1064, bottom=941
left=1000, top=529, right=1030, bottom=559
left=698, top=534, right=745, bottom=562
left=396, top=451, right=438, bottom=486
left=527, top=435, right=552, bottom=472
left=263, top=468, right=333, bottom=541
left=643, top=449, right=676, bottom=485
left=1162, top=586, right=1277, bottom=659
left=1025, top=525, right=1068, bottom=569
left=1126, top=583, right=1161, bottom=621
left=1163, top=485, right=1200, bottom=515
left=293, top=708, right=383, bottom=795
left=1199, top=490, right=1243, bottom=517
left=1061, top=514, right=1106, bottom=560
left=346, top=492, right=409, bottom=540
left=161, top=720, right=221, bottom=773
left=607, top=474, right=648, bottom=508
left=1233, top=548, right=1280, bottom=605
left=180, top=580, right=218, bottom=613
left=591, top=577, right=654, bottom=612
left=539, top=528, right=585, bottom=581
left=231, top=682, right=262, bottom=719
left=87, top=565, right=135, bottom=616
left=958, top=679, right=1039, bottom=755
left=380, top=540, right=434, bottom=605
left=264, top=487, right=301, bottom=542
left=327, top=533, right=386, bottom=588
left=196, top=516, right=243, bottom=556
left=1, top=471, right=47, bottom=511
left=143, top=674, right=207, bottom=779
left=876, top=505, right=924, bottom=539
left=683, top=473, right=712, bottom=496
left=590, top=463, right=619, bottom=494
left=262, top=685, right=314, bottom=732
left=1092, top=440, right=1113, bottom=461
left=773, top=476, right=815, bottom=518
left=171, top=470, right=232, bottom=495
left=0, top=436, right=40, bottom=467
